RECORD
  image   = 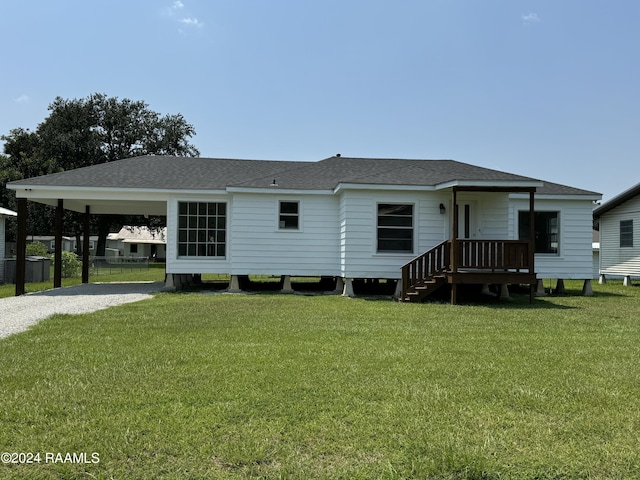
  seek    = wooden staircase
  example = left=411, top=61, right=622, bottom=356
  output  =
left=400, top=239, right=536, bottom=303
left=400, top=240, right=450, bottom=302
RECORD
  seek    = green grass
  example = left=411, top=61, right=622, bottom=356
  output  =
left=1, top=281, right=640, bottom=478
left=0, top=263, right=167, bottom=298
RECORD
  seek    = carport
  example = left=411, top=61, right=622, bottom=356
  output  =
left=8, top=160, right=168, bottom=296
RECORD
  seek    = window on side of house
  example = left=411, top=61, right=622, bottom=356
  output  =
left=178, top=202, right=227, bottom=257
left=518, top=211, right=559, bottom=254
left=130, top=243, right=138, bottom=254
left=620, top=220, right=633, bottom=247
left=377, top=204, right=414, bottom=253
left=279, top=201, right=299, bottom=230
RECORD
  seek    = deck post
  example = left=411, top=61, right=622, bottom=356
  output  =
left=450, top=283, right=458, bottom=305
left=82, top=205, right=90, bottom=284
left=528, top=188, right=535, bottom=281
left=53, top=199, right=63, bottom=288
left=15, top=198, right=27, bottom=296
left=451, top=187, right=458, bottom=274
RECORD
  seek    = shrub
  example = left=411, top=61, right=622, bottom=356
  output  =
left=26, top=242, right=50, bottom=258
left=61, top=251, right=81, bottom=278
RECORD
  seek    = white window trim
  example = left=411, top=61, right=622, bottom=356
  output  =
left=176, top=201, right=228, bottom=259
left=276, top=198, right=303, bottom=232
left=375, top=202, right=416, bottom=255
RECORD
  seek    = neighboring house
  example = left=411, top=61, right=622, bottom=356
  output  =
left=107, top=226, right=167, bottom=260
left=8, top=155, right=601, bottom=302
left=26, top=235, right=75, bottom=253
left=593, top=181, right=640, bottom=286
left=23, top=236, right=98, bottom=255
left=1, top=206, right=18, bottom=283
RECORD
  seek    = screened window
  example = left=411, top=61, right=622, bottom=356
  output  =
left=377, top=204, right=414, bottom=252
left=519, top=211, right=559, bottom=254
left=178, top=202, right=226, bottom=257
left=279, top=201, right=299, bottom=229
left=620, top=220, right=633, bottom=247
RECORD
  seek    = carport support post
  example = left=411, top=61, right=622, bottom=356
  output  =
left=53, top=199, right=63, bottom=288
left=82, top=205, right=90, bottom=284
left=15, top=198, right=27, bottom=296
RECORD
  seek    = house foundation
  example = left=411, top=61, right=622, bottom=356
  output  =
left=280, top=275, right=294, bottom=293
left=536, top=279, right=547, bottom=296
left=342, top=278, right=356, bottom=298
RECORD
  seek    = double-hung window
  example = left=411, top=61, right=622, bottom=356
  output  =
left=620, top=220, right=633, bottom=247
left=279, top=201, right=299, bottom=230
left=178, top=202, right=226, bottom=257
left=518, top=211, right=559, bottom=254
left=377, top=204, right=414, bottom=253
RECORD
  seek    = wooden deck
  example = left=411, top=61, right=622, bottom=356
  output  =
left=400, top=239, right=536, bottom=304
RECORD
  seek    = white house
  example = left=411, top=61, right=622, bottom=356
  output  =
left=593, top=181, right=640, bottom=286
left=107, top=226, right=167, bottom=260
left=7, top=155, right=601, bottom=302
left=1, top=206, right=18, bottom=284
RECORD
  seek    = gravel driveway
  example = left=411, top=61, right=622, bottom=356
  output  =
left=0, top=282, right=165, bottom=339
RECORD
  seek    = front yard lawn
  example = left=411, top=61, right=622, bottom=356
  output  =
left=1, top=281, right=639, bottom=478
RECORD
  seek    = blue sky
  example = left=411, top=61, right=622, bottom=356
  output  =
left=1, top=1, right=638, bottom=202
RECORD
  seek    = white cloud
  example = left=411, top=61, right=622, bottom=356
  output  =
left=179, top=17, right=203, bottom=28
left=522, top=12, right=541, bottom=23
left=14, top=94, right=30, bottom=103
left=162, top=0, right=184, bottom=17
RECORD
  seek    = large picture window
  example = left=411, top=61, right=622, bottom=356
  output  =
left=519, top=211, right=559, bottom=254
left=178, top=202, right=226, bottom=257
left=620, top=220, right=633, bottom=247
left=377, top=204, right=413, bottom=253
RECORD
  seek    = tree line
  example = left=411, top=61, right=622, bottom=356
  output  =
left=1, top=93, right=199, bottom=256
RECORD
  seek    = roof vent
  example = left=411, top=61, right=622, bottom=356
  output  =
left=270, top=179, right=278, bottom=187
left=336, top=153, right=341, bottom=157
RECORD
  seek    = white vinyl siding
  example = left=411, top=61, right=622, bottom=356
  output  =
left=599, top=195, right=640, bottom=277
left=339, top=190, right=450, bottom=279
left=510, top=197, right=594, bottom=279
left=230, top=194, right=339, bottom=276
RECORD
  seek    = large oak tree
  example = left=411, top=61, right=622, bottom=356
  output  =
left=1, top=93, right=200, bottom=254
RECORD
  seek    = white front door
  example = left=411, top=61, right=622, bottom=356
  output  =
left=456, top=201, right=477, bottom=239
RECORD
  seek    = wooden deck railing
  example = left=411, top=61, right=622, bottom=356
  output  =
left=400, top=239, right=532, bottom=300
left=401, top=240, right=450, bottom=300
left=454, top=240, right=531, bottom=272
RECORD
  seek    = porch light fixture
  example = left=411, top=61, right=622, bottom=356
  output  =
left=439, top=203, right=446, bottom=214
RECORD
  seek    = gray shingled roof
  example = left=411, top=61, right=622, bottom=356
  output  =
left=8, top=155, right=600, bottom=195
left=593, top=180, right=640, bottom=217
